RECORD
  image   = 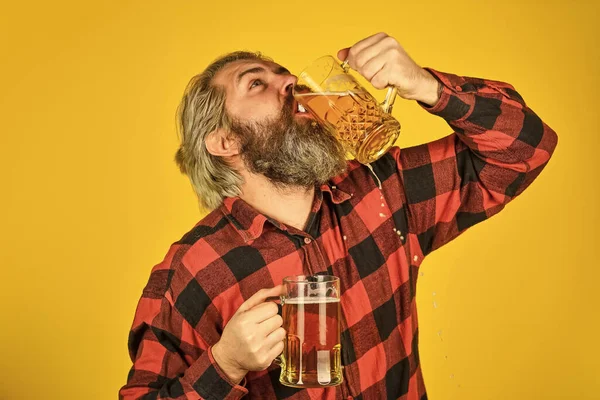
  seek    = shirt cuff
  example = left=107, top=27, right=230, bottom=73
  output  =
left=182, top=346, right=249, bottom=399
left=208, top=346, right=249, bottom=391
left=418, top=68, right=476, bottom=121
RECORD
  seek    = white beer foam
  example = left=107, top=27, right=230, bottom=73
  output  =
left=284, top=297, right=340, bottom=304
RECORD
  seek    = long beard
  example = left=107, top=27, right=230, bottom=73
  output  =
left=230, top=99, right=347, bottom=189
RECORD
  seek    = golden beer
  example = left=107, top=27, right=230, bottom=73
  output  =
left=294, top=55, right=401, bottom=164
left=280, top=298, right=342, bottom=388
left=294, top=90, right=400, bottom=164
left=278, top=275, right=342, bottom=388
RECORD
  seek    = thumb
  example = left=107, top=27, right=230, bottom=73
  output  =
left=337, top=47, right=350, bottom=62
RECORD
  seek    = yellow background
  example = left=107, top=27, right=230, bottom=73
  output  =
left=1, top=0, right=598, bottom=399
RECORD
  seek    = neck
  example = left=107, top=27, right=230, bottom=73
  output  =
left=239, top=172, right=315, bottom=232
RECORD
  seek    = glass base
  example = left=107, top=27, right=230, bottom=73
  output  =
left=279, top=373, right=343, bottom=388
left=354, top=118, right=401, bottom=164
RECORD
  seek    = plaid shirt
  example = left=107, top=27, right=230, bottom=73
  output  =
left=120, top=69, right=557, bottom=400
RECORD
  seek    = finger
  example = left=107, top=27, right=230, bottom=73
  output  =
left=244, top=301, right=279, bottom=323
left=265, top=327, right=286, bottom=346
left=266, top=338, right=285, bottom=362
left=337, top=47, right=350, bottom=62
left=351, top=36, right=397, bottom=71
left=262, top=327, right=286, bottom=355
left=257, top=313, right=284, bottom=335
left=237, top=285, right=284, bottom=313
left=338, top=32, right=388, bottom=62
left=350, top=32, right=389, bottom=57
left=370, top=66, right=392, bottom=90
left=359, top=56, right=386, bottom=82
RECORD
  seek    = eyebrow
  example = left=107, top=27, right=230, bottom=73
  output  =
left=236, top=65, right=291, bottom=86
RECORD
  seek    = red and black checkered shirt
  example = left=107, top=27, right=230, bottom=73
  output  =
left=120, top=69, right=557, bottom=400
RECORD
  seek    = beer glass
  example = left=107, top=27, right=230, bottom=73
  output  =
left=278, top=275, right=342, bottom=388
left=293, top=55, right=401, bottom=164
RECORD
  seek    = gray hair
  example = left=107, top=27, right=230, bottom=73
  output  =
left=175, top=51, right=271, bottom=210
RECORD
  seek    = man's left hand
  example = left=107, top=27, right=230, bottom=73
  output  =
left=337, top=32, right=441, bottom=106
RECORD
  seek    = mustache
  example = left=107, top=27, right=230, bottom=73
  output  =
left=282, top=93, right=295, bottom=118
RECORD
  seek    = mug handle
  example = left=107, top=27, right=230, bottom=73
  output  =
left=340, top=59, right=398, bottom=114
left=381, top=86, right=398, bottom=114
left=273, top=294, right=286, bottom=366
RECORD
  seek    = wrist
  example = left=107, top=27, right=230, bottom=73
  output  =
left=410, top=69, right=442, bottom=107
left=212, top=342, right=247, bottom=384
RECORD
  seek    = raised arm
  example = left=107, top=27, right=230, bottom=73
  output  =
left=339, top=32, right=557, bottom=255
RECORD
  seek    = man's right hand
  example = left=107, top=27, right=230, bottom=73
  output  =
left=212, top=286, right=286, bottom=384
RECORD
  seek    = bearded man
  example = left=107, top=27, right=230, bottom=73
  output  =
left=120, top=33, right=557, bottom=400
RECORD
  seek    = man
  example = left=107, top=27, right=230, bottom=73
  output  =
left=120, top=33, right=557, bottom=399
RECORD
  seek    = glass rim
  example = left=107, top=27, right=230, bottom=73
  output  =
left=283, top=274, right=339, bottom=284
left=295, top=55, right=340, bottom=82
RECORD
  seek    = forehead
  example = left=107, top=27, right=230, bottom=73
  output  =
left=213, top=59, right=286, bottom=88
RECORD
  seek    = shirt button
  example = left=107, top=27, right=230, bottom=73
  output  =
left=304, top=237, right=312, bottom=244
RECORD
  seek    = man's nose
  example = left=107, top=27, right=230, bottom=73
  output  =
left=280, top=74, right=298, bottom=96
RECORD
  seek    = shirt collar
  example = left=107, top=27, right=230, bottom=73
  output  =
left=319, top=183, right=352, bottom=204
left=220, top=184, right=352, bottom=243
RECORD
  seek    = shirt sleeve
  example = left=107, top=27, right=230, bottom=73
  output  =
left=119, top=249, right=248, bottom=400
left=386, top=68, right=558, bottom=256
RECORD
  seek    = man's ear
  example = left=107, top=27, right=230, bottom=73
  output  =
left=205, top=128, right=240, bottom=157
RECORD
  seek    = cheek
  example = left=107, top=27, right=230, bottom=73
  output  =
left=232, top=98, right=281, bottom=122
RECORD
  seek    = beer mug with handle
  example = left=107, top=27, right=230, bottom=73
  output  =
left=277, top=275, right=342, bottom=388
left=293, top=55, right=401, bottom=164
